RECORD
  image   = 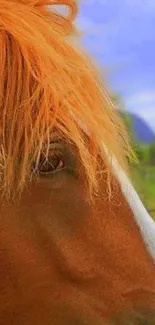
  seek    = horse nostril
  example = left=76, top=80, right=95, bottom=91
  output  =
left=121, top=287, right=155, bottom=323
left=109, top=308, right=155, bottom=325
left=122, top=287, right=155, bottom=301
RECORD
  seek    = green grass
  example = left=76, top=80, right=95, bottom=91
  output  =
left=131, top=165, right=155, bottom=220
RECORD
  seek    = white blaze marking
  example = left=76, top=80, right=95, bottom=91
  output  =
left=109, top=153, right=155, bottom=263
left=66, top=91, right=155, bottom=262
left=70, top=114, right=155, bottom=262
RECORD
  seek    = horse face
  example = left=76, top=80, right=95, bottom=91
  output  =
left=0, top=137, right=155, bottom=324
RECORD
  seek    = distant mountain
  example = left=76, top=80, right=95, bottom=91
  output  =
left=121, top=112, right=155, bottom=144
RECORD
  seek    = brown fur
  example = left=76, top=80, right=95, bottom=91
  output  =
left=0, top=142, right=155, bottom=324
left=0, top=1, right=154, bottom=324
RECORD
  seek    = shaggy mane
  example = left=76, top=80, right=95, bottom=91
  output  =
left=0, top=0, right=135, bottom=202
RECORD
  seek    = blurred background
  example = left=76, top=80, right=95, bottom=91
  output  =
left=76, top=0, right=155, bottom=219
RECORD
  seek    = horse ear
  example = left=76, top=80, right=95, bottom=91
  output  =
left=18, top=0, right=73, bottom=5
left=17, top=0, right=77, bottom=21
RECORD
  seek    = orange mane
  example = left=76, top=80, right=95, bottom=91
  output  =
left=0, top=0, right=135, bottom=202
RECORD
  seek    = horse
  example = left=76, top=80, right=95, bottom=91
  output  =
left=0, top=0, right=155, bottom=324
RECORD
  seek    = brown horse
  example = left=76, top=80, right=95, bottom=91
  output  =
left=0, top=0, right=155, bottom=324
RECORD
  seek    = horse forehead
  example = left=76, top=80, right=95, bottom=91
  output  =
left=70, top=116, right=155, bottom=262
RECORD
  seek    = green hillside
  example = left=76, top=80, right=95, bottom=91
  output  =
left=120, top=112, right=155, bottom=220
left=131, top=166, right=155, bottom=220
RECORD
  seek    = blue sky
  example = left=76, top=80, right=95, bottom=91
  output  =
left=75, top=0, right=155, bottom=131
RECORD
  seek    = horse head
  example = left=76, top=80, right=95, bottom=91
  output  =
left=0, top=0, right=154, bottom=324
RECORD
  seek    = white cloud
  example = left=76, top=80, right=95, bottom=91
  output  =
left=127, top=91, right=155, bottom=107
left=75, top=16, right=98, bottom=31
left=75, top=15, right=112, bottom=35
left=81, top=0, right=106, bottom=4
left=126, top=91, right=155, bottom=132
left=83, top=0, right=155, bottom=8
left=138, top=109, right=155, bottom=133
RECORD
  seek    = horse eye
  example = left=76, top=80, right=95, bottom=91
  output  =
left=38, top=153, right=65, bottom=175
